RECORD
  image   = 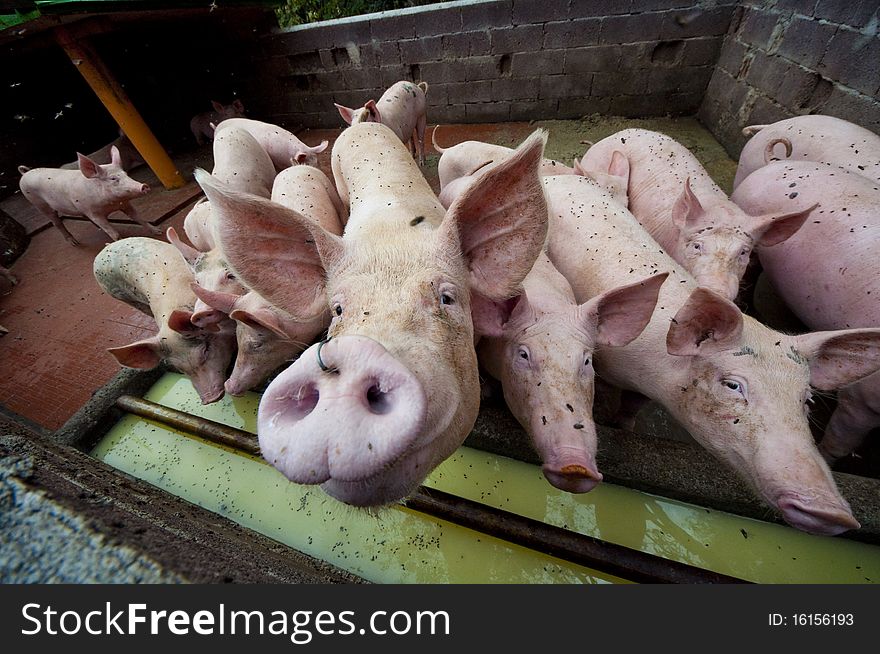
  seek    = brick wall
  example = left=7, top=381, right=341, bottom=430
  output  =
left=699, top=0, right=880, bottom=157
left=247, top=0, right=737, bottom=129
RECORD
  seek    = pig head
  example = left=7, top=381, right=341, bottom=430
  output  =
left=201, top=123, right=549, bottom=506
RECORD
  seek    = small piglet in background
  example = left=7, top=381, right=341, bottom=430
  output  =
left=94, top=237, right=236, bottom=404
left=335, top=80, right=429, bottom=164
left=189, top=99, right=245, bottom=146
left=213, top=118, right=329, bottom=171
left=60, top=129, right=143, bottom=172
left=18, top=145, right=153, bottom=246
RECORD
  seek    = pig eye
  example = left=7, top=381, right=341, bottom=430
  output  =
left=583, top=357, right=591, bottom=367
left=333, top=303, right=343, bottom=316
left=518, top=347, right=529, bottom=361
left=692, top=242, right=702, bottom=252
left=440, top=292, right=455, bottom=305
left=721, top=379, right=745, bottom=396
left=739, top=248, right=749, bottom=257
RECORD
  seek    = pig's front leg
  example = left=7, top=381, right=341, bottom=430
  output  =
left=86, top=211, right=122, bottom=242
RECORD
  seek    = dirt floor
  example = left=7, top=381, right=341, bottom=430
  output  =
left=0, top=116, right=736, bottom=431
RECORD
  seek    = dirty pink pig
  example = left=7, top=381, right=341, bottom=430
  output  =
left=207, top=122, right=549, bottom=506
left=544, top=173, right=880, bottom=536
left=93, top=237, right=236, bottom=404
left=335, top=80, right=430, bottom=164
left=18, top=146, right=153, bottom=245
left=213, top=117, right=329, bottom=171
left=580, top=128, right=812, bottom=300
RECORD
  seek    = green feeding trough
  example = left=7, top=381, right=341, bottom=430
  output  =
left=92, top=373, right=880, bottom=584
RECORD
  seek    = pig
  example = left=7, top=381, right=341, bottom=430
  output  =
left=213, top=118, right=329, bottom=171
left=93, top=237, right=236, bottom=404
left=432, top=126, right=577, bottom=188
left=189, top=99, right=245, bottom=146
left=18, top=146, right=154, bottom=246
left=580, top=128, right=813, bottom=301
left=734, top=115, right=880, bottom=189
left=61, top=129, right=143, bottom=171
left=732, top=161, right=880, bottom=464
left=211, top=126, right=276, bottom=198
left=271, top=164, right=347, bottom=230
left=191, top=284, right=329, bottom=397
left=478, top=252, right=667, bottom=493
left=183, top=199, right=215, bottom=251
left=202, top=122, right=549, bottom=507
left=335, top=81, right=430, bottom=165
left=543, top=173, right=880, bottom=535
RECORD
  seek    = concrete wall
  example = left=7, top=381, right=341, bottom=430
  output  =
left=248, top=0, right=737, bottom=129
left=699, top=0, right=880, bottom=156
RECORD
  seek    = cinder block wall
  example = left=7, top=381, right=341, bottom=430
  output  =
left=699, top=0, right=880, bottom=156
left=248, top=0, right=737, bottom=129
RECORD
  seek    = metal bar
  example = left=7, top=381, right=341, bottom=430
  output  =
left=115, top=395, right=749, bottom=584
left=54, top=25, right=185, bottom=190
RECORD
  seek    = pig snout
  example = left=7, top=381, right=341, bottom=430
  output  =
left=139, top=183, right=150, bottom=195
left=258, top=335, right=428, bottom=488
left=530, top=414, right=603, bottom=494
left=188, top=369, right=226, bottom=405
left=775, top=492, right=860, bottom=536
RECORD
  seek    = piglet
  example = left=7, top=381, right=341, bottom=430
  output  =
left=93, top=237, right=236, bottom=404
left=479, top=253, right=666, bottom=493
left=18, top=146, right=153, bottom=246
left=580, top=128, right=812, bottom=300
left=335, top=80, right=429, bottom=164
left=189, top=99, right=245, bottom=146
left=735, top=115, right=880, bottom=188
left=213, top=118, right=329, bottom=171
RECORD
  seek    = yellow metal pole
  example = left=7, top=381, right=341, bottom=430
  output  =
left=54, top=25, right=185, bottom=190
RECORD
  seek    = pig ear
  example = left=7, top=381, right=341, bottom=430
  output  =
left=572, top=158, right=586, bottom=176
left=309, top=140, right=329, bottom=154
left=110, top=145, right=122, bottom=168
left=581, top=272, right=668, bottom=347
left=195, top=169, right=343, bottom=316
left=166, top=227, right=202, bottom=266
left=230, top=307, right=290, bottom=339
left=441, top=129, right=549, bottom=301
left=211, top=100, right=224, bottom=113
left=793, top=329, right=880, bottom=391
left=191, top=283, right=240, bottom=315
left=471, top=292, right=523, bottom=338
left=670, top=177, right=707, bottom=229
left=364, top=100, right=381, bottom=123
left=107, top=337, right=161, bottom=369
left=77, top=153, right=102, bottom=179
left=666, top=287, right=743, bottom=356
left=751, top=204, right=816, bottom=247
left=608, top=151, right=630, bottom=186
left=168, top=309, right=202, bottom=335
left=335, top=103, right=356, bottom=125
left=232, top=99, right=245, bottom=113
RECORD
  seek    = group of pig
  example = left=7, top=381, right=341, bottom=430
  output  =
left=21, top=76, right=880, bottom=537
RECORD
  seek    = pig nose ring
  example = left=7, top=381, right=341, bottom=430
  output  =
left=316, top=336, right=337, bottom=373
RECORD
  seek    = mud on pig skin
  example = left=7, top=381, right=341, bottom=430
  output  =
left=544, top=173, right=880, bottom=536
left=478, top=252, right=667, bottom=493
left=580, top=128, right=812, bottom=301
left=732, top=161, right=880, bottom=464
left=734, top=115, right=880, bottom=189
left=93, top=237, right=236, bottom=404
left=18, top=146, right=154, bottom=246
left=208, top=122, right=549, bottom=507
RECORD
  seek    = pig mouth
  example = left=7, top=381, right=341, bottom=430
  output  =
left=774, top=492, right=860, bottom=536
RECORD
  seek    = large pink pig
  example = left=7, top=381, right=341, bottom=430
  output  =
left=93, top=237, right=236, bottom=404
left=580, top=128, right=812, bottom=300
left=544, top=173, right=880, bottom=535
left=213, top=118, right=329, bottom=171
left=335, top=81, right=430, bottom=165
left=204, top=122, right=549, bottom=507
left=211, top=126, right=276, bottom=198
left=478, top=252, right=666, bottom=493
left=734, top=115, right=880, bottom=189
left=732, top=161, right=880, bottom=464
left=18, top=146, right=153, bottom=246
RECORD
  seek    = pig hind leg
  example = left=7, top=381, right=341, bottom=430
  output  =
left=819, top=384, right=880, bottom=463
left=44, top=209, right=80, bottom=246
left=120, top=202, right=162, bottom=236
